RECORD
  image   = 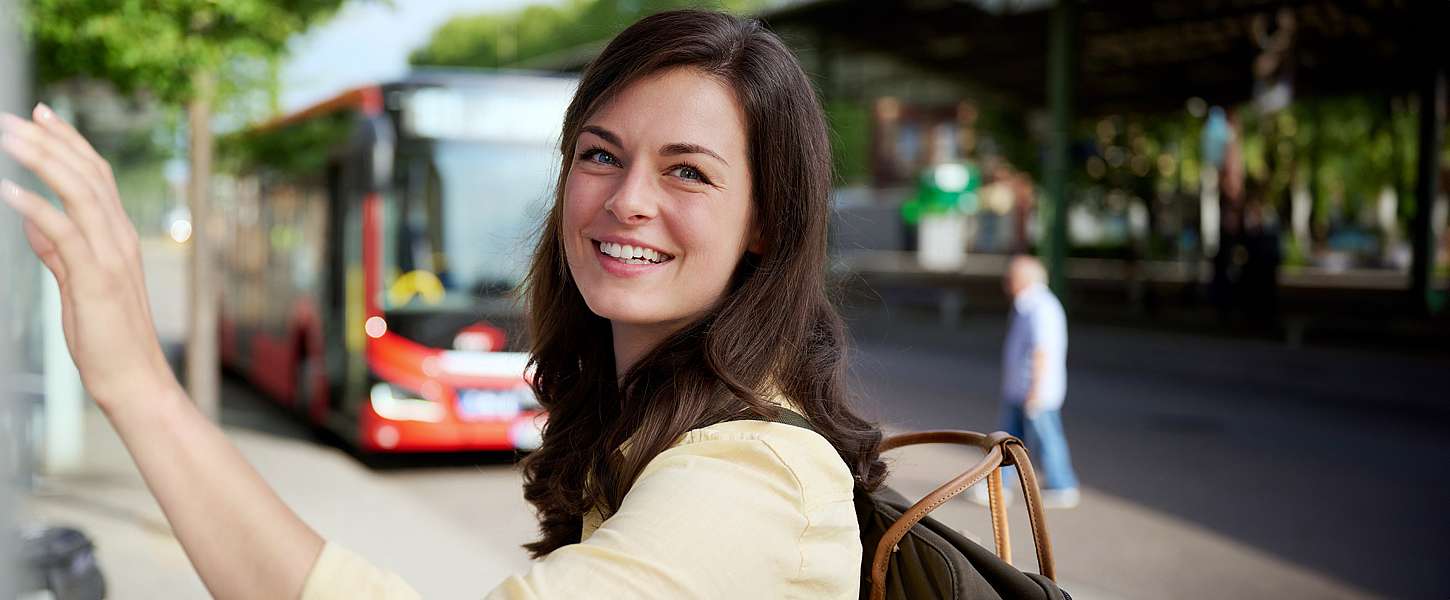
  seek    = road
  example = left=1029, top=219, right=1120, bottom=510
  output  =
left=846, top=305, right=1450, bottom=600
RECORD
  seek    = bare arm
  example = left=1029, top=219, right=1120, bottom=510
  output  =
left=2, top=105, right=323, bottom=600
left=1023, top=348, right=1049, bottom=416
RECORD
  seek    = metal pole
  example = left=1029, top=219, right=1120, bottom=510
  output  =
left=1044, top=0, right=1076, bottom=299
left=42, top=264, right=85, bottom=473
left=1410, top=69, right=1445, bottom=315
left=1, top=0, right=31, bottom=593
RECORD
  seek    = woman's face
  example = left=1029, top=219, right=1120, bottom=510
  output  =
left=562, top=67, right=758, bottom=331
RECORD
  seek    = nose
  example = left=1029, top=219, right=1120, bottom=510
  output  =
left=603, top=164, right=658, bottom=225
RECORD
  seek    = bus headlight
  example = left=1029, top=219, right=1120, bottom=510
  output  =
left=370, top=382, right=445, bottom=422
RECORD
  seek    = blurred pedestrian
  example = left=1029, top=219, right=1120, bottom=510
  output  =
left=973, top=255, right=1080, bottom=509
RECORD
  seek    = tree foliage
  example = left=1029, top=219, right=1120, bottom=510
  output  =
left=27, top=0, right=347, bottom=104
left=410, top=0, right=766, bottom=69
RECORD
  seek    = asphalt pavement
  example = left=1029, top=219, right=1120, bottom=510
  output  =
left=846, top=303, right=1450, bottom=600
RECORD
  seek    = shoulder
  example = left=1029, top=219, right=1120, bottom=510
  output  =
left=640, top=419, right=855, bottom=509
left=1023, top=288, right=1066, bottom=322
left=510, top=419, right=861, bottom=598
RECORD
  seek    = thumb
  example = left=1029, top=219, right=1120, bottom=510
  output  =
left=23, top=217, right=68, bottom=284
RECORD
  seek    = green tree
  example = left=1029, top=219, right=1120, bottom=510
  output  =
left=410, top=0, right=766, bottom=69
left=25, top=0, right=348, bottom=418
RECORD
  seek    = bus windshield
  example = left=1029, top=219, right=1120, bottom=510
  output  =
left=381, top=77, right=574, bottom=312
left=384, top=138, right=558, bottom=310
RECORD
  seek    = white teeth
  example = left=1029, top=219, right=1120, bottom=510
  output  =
left=597, top=240, right=671, bottom=264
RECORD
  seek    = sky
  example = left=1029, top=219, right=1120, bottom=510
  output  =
left=281, top=0, right=559, bottom=112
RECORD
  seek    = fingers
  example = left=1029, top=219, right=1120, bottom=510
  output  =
left=30, top=103, right=140, bottom=255
left=2, top=179, right=91, bottom=281
left=30, top=104, right=151, bottom=308
left=1, top=112, right=122, bottom=258
left=32, top=104, right=115, bottom=188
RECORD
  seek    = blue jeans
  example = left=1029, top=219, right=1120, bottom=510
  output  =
left=998, top=404, right=1079, bottom=491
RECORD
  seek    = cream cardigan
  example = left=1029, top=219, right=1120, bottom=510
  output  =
left=300, top=409, right=861, bottom=599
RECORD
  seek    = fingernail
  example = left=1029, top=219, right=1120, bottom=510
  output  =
left=1, top=180, right=19, bottom=205
left=34, top=103, right=54, bottom=121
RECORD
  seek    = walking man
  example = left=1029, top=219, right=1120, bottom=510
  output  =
left=974, top=255, right=1080, bottom=508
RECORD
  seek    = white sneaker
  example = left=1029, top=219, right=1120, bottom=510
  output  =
left=1039, top=487, right=1080, bottom=509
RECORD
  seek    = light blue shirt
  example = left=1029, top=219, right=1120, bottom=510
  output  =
left=1002, top=283, right=1068, bottom=409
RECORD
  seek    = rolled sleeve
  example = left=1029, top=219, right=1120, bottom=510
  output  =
left=300, top=541, right=422, bottom=600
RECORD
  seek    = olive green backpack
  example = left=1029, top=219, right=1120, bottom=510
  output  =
left=764, top=409, right=1072, bottom=600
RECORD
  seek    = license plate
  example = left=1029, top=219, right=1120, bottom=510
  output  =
left=457, top=389, right=522, bottom=420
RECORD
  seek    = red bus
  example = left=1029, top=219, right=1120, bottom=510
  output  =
left=215, top=71, right=575, bottom=453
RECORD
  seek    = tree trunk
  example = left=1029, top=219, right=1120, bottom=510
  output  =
left=186, top=70, right=220, bottom=420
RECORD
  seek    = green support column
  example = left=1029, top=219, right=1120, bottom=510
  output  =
left=1410, top=68, right=1445, bottom=314
left=1044, top=0, right=1077, bottom=299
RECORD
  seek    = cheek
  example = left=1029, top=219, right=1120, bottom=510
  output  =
left=560, top=173, right=608, bottom=255
left=560, top=173, right=598, bottom=229
left=675, top=201, right=752, bottom=280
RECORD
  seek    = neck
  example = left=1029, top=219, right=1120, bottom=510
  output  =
left=610, top=320, right=677, bottom=383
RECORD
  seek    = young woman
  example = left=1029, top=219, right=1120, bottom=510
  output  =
left=0, top=9, right=886, bottom=598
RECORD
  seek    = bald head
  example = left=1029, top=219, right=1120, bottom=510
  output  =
left=1005, top=255, right=1047, bottom=297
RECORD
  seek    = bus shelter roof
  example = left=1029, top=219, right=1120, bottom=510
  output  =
left=761, top=0, right=1443, bottom=115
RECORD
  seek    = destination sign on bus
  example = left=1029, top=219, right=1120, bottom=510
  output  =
left=402, top=86, right=571, bottom=144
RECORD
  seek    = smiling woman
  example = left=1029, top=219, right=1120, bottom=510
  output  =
left=563, top=67, right=759, bottom=361
left=0, top=8, right=885, bottom=600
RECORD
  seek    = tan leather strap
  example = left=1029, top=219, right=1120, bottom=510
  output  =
left=868, top=430, right=1057, bottom=600
left=1003, top=441, right=1056, bottom=581
left=987, top=467, right=1011, bottom=564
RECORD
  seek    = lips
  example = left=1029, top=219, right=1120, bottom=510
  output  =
left=589, top=239, right=674, bottom=277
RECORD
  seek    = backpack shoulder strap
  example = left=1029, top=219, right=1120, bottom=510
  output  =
left=763, top=407, right=817, bottom=433
left=721, top=406, right=826, bottom=438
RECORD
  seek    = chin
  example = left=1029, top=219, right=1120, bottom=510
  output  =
left=579, top=287, right=678, bottom=325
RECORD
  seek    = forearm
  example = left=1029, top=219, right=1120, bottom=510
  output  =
left=101, top=378, right=324, bottom=600
left=1024, top=349, right=1048, bottom=411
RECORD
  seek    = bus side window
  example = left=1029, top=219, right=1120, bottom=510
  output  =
left=326, top=163, right=345, bottom=314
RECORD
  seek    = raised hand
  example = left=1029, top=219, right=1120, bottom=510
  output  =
left=1, top=103, right=178, bottom=412
left=3, top=104, right=328, bottom=600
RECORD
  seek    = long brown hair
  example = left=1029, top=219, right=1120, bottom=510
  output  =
left=519, top=9, right=887, bottom=558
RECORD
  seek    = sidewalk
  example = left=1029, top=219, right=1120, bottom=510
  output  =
left=18, top=237, right=522, bottom=596
left=876, top=434, right=1369, bottom=600
left=19, top=402, right=536, bottom=599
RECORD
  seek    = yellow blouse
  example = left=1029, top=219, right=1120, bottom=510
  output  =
left=300, top=414, right=861, bottom=599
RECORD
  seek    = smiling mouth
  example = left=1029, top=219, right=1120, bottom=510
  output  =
left=593, top=240, right=675, bottom=265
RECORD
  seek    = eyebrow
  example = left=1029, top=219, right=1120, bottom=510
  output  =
left=580, top=125, right=728, bottom=166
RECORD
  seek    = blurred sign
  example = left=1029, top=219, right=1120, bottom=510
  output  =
left=402, top=86, right=569, bottom=144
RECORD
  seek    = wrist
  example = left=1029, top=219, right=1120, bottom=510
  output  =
left=96, top=370, right=187, bottom=422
